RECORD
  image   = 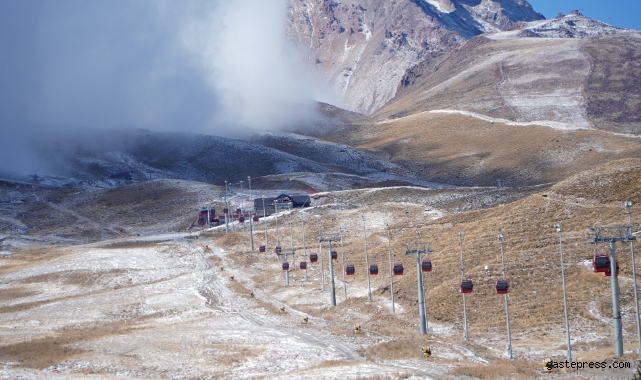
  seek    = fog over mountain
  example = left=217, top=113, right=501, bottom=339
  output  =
left=1, top=0, right=639, bottom=183
left=0, top=0, right=329, bottom=176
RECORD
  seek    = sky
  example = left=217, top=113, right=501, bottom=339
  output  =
left=528, top=0, right=641, bottom=30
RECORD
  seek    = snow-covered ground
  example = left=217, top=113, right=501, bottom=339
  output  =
left=488, top=14, right=632, bottom=40
left=427, top=110, right=588, bottom=131
left=0, top=235, right=455, bottom=379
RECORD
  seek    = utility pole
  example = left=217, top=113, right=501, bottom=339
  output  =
left=362, top=215, right=372, bottom=302
left=289, top=210, right=293, bottom=248
left=277, top=250, right=295, bottom=285
left=497, top=234, right=513, bottom=359
left=289, top=210, right=295, bottom=270
left=249, top=215, right=254, bottom=251
left=316, top=215, right=325, bottom=291
left=387, top=223, right=395, bottom=313
left=624, top=201, right=641, bottom=354
left=224, top=181, right=229, bottom=233
left=301, top=214, right=308, bottom=281
left=418, top=231, right=429, bottom=334
left=340, top=226, right=347, bottom=299
left=276, top=214, right=280, bottom=251
left=405, top=231, right=431, bottom=334
left=458, top=232, right=469, bottom=341
left=554, top=224, right=572, bottom=362
left=262, top=195, right=268, bottom=250
left=320, top=234, right=341, bottom=306
left=589, top=224, right=636, bottom=357
left=247, top=176, right=252, bottom=204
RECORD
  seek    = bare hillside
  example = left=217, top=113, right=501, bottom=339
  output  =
left=315, top=111, right=641, bottom=187
left=0, top=179, right=221, bottom=248
left=22, top=127, right=448, bottom=191
left=583, top=34, right=641, bottom=134
left=375, top=18, right=641, bottom=134
left=1, top=160, right=640, bottom=378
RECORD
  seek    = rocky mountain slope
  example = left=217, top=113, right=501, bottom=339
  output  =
left=19, top=127, right=446, bottom=191
left=375, top=14, right=641, bottom=134
left=287, top=0, right=543, bottom=115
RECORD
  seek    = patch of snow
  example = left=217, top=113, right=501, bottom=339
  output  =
left=489, top=14, right=635, bottom=40
left=427, top=109, right=590, bottom=131
left=421, top=0, right=455, bottom=14
left=581, top=259, right=592, bottom=270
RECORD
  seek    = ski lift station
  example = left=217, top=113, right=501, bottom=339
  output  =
left=254, top=194, right=312, bottom=215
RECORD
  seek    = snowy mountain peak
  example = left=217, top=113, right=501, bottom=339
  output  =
left=288, top=0, right=544, bottom=115
left=518, top=13, right=628, bottom=38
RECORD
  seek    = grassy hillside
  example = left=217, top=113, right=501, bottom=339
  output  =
left=340, top=112, right=641, bottom=187
left=218, top=158, right=641, bottom=361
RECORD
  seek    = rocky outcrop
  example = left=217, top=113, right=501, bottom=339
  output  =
left=287, top=0, right=544, bottom=115
left=513, top=13, right=624, bottom=39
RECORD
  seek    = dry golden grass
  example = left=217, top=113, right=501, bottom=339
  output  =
left=0, top=287, right=38, bottom=302
left=361, top=159, right=641, bottom=346
left=449, top=359, right=539, bottom=379
left=233, top=158, right=641, bottom=363
left=366, top=337, right=429, bottom=361
left=0, top=247, right=72, bottom=276
left=21, top=269, right=127, bottom=286
left=0, top=299, right=57, bottom=314
left=347, top=112, right=641, bottom=187
left=308, top=359, right=356, bottom=369
left=0, top=322, right=142, bottom=369
left=195, top=343, right=264, bottom=368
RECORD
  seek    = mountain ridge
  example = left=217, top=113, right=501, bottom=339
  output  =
left=289, top=0, right=640, bottom=127
left=287, top=0, right=544, bottom=115
left=372, top=14, right=641, bottom=135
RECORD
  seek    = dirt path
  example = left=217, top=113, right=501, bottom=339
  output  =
left=190, top=241, right=456, bottom=378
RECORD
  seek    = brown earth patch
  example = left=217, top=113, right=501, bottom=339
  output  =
left=0, top=321, right=144, bottom=369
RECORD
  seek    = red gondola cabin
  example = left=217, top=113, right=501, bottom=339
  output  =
left=275, top=246, right=282, bottom=254
left=331, top=251, right=337, bottom=260
left=393, top=263, right=404, bottom=275
left=593, top=254, right=610, bottom=273
left=310, top=253, right=318, bottom=263
left=259, top=245, right=266, bottom=253
left=253, top=215, right=259, bottom=222
left=238, top=216, right=245, bottom=223
left=282, top=262, right=289, bottom=271
left=346, top=264, right=355, bottom=275
left=495, top=279, right=509, bottom=294
left=300, top=261, right=307, bottom=270
left=460, top=279, right=474, bottom=293
left=421, top=259, right=432, bottom=272
left=369, top=264, right=378, bottom=275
